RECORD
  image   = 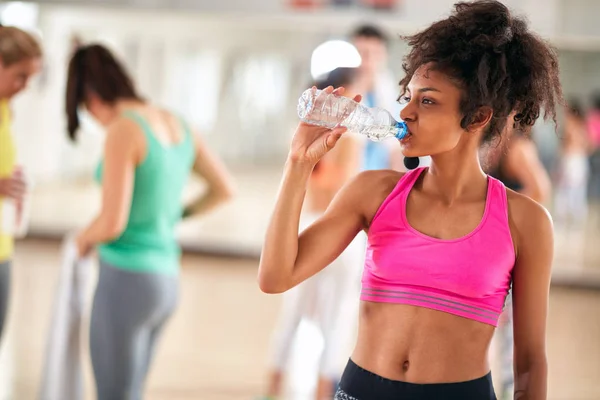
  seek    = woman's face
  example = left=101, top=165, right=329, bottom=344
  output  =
left=398, top=65, right=468, bottom=158
left=0, top=57, right=41, bottom=99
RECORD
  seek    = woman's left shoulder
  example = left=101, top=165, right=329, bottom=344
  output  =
left=506, top=190, right=553, bottom=250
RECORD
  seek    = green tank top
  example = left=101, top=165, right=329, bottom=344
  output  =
left=95, top=111, right=195, bottom=275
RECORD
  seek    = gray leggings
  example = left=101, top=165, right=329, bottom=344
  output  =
left=90, top=260, right=178, bottom=400
left=0, top=260, right=10, bottom=345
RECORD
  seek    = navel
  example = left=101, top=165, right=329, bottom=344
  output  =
left=402, top=360, right=410, bottom=372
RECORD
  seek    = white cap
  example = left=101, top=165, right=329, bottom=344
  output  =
left=310, top=40, right=362, bottom=81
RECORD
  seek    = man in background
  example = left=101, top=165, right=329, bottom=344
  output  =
left=351, top=24, right=430, bottom=171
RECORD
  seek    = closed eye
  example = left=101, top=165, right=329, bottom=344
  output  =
left=397, top=96, right=435, bottom=105
left=397, top=95, right=410, bottom=105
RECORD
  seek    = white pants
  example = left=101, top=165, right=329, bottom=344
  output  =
left=554, top=154, right=589, bottom=226
left=268, top=212, right=364, bottom=379
left=492, top=294, right=514, bottom=400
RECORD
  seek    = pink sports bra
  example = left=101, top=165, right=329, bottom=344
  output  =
left=361, top=167, right=516, bottom=326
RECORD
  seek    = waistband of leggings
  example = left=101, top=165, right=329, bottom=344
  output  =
left=343, top=358, right=493, bottom=387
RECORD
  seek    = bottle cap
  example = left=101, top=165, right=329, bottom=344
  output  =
left=394, top=121, right=408, bottom=140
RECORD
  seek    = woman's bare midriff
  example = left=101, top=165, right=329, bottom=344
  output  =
left=351, top=301, right=495, bottom=384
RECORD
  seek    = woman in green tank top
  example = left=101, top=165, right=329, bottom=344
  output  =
left=65, top=44, right=235, bottom=400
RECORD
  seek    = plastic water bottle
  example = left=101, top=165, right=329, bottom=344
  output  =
left=297, top=88, right=408, bottom=141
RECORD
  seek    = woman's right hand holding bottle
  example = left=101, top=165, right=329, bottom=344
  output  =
left=289, top=86, right=361, bottom=167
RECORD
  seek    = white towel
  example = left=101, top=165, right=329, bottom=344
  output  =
left=38, top=237, right=93, bottom=400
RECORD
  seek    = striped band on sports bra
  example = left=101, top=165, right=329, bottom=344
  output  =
left=361, top=287, right=500, bottom=325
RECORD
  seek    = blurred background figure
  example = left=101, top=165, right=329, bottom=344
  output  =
left=351, top=24, right=428, bottom=172
left=65, top=44, right=234, bottom=400
left=0, top=24, right=42, bottom=345
left=587, top=93, right=600, bottom=203
left=261, top=67, right=365, bottom=400
left=350, top=24, right=407, bottom=172
left=480, top=118, right=551, bottom=400
left=554, top=100, right=590, bottom=230
left=482, top=120, right=551, bottom=205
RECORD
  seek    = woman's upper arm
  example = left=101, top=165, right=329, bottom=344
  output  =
left=290, top=177, right=365, bottom=287
left=511, top=195, right=554, bottom=369
left=99, top=120, right=140, bottom=236
left=290, top=170, right=397, bottom=288
left=191, top=130, right=235, bottom=198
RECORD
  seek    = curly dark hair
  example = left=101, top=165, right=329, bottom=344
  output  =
left=399, top=0, right=563, bottom=143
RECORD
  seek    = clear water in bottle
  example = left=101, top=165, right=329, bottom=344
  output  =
left=297, top=88, right=408, bottom=141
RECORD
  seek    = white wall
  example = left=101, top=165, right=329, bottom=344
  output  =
left=11, top=5, right=332, bottom=183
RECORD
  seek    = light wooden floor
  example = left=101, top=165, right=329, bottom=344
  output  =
left=1, top=239, right=599, bottom=400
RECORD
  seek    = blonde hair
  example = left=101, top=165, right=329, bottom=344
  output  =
left=0, top=26, right=42, bottom=66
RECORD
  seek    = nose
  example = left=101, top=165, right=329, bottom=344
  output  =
left=400, top=99, right=416, bottom=123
